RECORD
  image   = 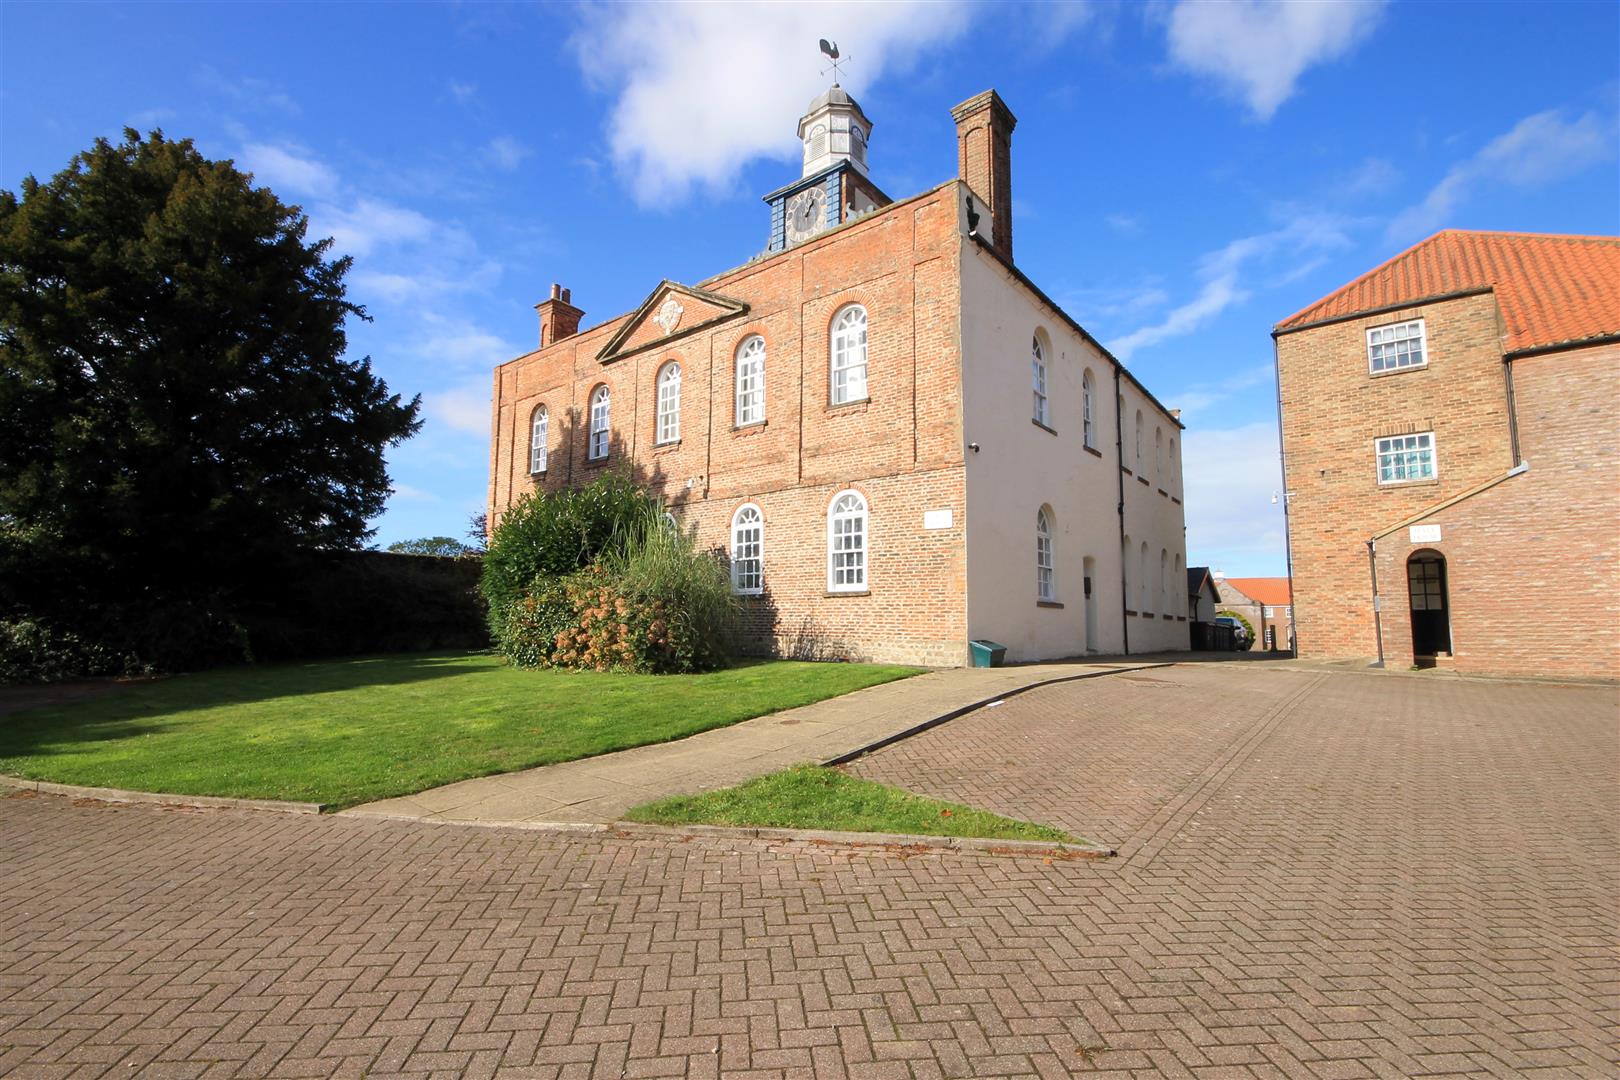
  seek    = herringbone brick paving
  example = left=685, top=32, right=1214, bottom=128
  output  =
left=2, top=664, right=1615, bottom=1078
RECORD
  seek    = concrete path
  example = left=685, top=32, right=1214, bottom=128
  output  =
left=346, top=659, right=1160, bottom=825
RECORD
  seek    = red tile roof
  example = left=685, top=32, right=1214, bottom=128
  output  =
left=1274, top=230, right=1620, bottom=355
left=1220, top=577, right=1292, bottom=607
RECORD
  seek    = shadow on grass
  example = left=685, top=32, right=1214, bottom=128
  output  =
left=0, top=650, right=496, bottom=762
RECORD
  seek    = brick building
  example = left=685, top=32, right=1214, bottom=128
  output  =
left=1212, top=575, right=1294, bottom=652
left=487, top=87, right=1188, bottom=667
left=1274, top=230, right=1620, bottom=677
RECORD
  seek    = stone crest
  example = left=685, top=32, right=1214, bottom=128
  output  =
left=654, top=297, right=684, bottom=335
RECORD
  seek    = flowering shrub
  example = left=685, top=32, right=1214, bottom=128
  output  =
left=496, top=524, right=736, bottom=674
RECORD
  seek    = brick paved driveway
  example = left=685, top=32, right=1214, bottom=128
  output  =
left=2, top=663, right=1615, bottom=1078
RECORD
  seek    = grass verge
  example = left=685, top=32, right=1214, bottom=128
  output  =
left=624, top=764, right=1077, bottom=843
left=0, top=653, right=921, bottom=808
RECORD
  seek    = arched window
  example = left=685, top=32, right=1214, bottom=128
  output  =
left=827, top=490, right=868, bottom=592
left=529, top=405, right=548, bottom=474
left=1036, top=507, right=1055, bottom=602
left=809, top=123, right=828, bottom=159
left=735, top=336, right=765, bottom=426
left=588, top=385, right=610, bottom=460
left=656, top=361, right=681, bottom=445
left=1082, top=370, right=1096, bottom=449
left=1140, top=542, right=1151, bottom=613
left=1169, top=437, right=1178, bottom=494
left=1135, top=410, right=1144, bottom=470
left=1031, top=335, right=1048, bottom=426
left=1159, top=549, right=1169, bottom=616
left=1155, top=427, right=1164, bottom=485
left=730, top=504, right=763, bottom=595
left=830, top=305, right=868, bottom=405
left=1174, top=554, right=1184, bottom=616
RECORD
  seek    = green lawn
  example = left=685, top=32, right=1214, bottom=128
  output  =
left=625, top=764, right=1077, bottom=843
left=0, top=653, right=920, bottom=808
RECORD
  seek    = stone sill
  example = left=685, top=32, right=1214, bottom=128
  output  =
left=826, top=397, right=871, bottom=415
left=1032, top=418, right=1057, bottom=436
left=824, top=589, right=870, bottom=598
left=1037, top=600, right=1064, bottom=609
left=1137, top=476, right=1151, bottom=486
left=1083, top=445, right=1103, bottom=458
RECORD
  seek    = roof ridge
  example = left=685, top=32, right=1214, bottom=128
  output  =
left=1431, top=228, right=1620, bottom=244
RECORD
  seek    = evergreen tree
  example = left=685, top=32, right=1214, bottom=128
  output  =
left=0, top=129, right=421, bottom=670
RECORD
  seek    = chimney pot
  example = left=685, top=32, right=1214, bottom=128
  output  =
left=549, top=283, right=562, bottom=300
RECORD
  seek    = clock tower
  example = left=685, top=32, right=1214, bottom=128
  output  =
left=763, top=83, right=891, bottom=253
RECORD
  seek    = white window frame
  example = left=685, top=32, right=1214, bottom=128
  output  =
left=1031, top=336, right=1048, bottom=426
left=588, top=385, right=610, bottom=461
left=730, top=503, right=764, bottom=595
left=1036, top=508, right=1055, bottom=602
left=1375, top=431, right=1437, bottom=485
left=1155, top=427, right=1163, bottom=485
left=1082, top=370, right=1095, bottom=448
left=1134, top=410, right=1144, bottom=469
left=827, top=490, right=868, bottom=592
left=529, top=405, right=548, bottom=475
left=1367, top=319, right=1427, bottom=374
left=735, top=336, right=765, bottom=427
left=830, top=304, right=868, bottom=405
left=655, top=361, right=681, bottom=445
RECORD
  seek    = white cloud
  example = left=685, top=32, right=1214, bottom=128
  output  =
left=388, top=483, right=440, bottom=503
left=484, top=135, right=533, bottom=170
left=1388, top=108, right=1616, bottom=242
left=448, top=80, right=478, bottom=105
left=425, top=380, right=493, bottom=437
left=198, top=67, right=299, bottom=114
left=311, top=198, right=440, bottom=258
left=415, top=315, right=512, bottom=369
left=1181, top=421, right=1288, bottom=573
left=569, top=0, right=974, bottom=205
left=1104, top=212, right=1142, bottom=234
left=238, top=142, right=340, bottom=199
left=1162, top=0, right=1386, bottom=120
left=1109, top=213, right=1352, bottom=359
left=1170, top=362, right=1275, bottom=418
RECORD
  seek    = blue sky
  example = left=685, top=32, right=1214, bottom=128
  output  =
left=4, top=0, right=1616, bottom=575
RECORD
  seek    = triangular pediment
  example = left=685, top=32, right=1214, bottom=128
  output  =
left=595, top=280, right=749, bottom=363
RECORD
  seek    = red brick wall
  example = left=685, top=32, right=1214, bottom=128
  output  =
left=1279, top=291, right=1620, bottom=677
left=1277, top=293, right=1515, bottom=661
left=488, top=184, right=970, bottom=666
left=1369, top=341, right=1619, bottom=677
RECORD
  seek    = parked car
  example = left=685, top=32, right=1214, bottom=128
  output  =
left=1215, top=616, right=1252, bottom=650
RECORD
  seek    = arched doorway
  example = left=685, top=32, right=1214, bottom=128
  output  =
left=1406, top=550, right=1451, bottom=661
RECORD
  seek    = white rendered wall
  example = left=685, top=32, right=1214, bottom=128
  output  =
left=959, top=243, right=1187, bottom=661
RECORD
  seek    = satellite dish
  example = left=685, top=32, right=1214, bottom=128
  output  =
left=819, top=39, right=839, bottom=60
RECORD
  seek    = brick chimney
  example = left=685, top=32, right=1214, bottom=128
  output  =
left=534, top=283, right=583, bottom=348
left=951, top=89, right=1017, bottom=263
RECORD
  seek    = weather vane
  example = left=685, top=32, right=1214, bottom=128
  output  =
left=819, top=39, right=848, bottom=84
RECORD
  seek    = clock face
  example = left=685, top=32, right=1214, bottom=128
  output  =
left=786, top=186, right=828, bottom=243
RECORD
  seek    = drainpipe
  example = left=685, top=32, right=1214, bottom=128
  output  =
left=1271, top=335, right=1298, bottom=655
left=1366, top=538, right=1385, bottom=668
left=1114, top=365, right=1130, bottom=656
left=1502, top=357, right=1522, bottom=468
